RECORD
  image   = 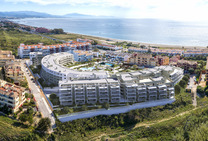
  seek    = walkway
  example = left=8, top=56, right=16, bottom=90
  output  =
left=58, top=99, right=175, bottom=122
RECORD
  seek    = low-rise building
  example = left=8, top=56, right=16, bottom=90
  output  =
left=129, top=53, right=169, bottom=67
left=96, top=44, right=123, bottom=50
left=72, top=50, right=93, bottom=62
left=4, top=61, right=25, bottom=85
left=177, top=60, right=197, bottom=71
left=0, top=50, right=15, bottom=67
left=0, top=80, right=26, bottom=112
left=29, top=52, right=43, bottom=66
left=18, top=40, right=92, bottom=58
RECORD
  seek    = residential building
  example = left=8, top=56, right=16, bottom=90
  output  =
left=128, top=47, right=148, bottom=53
left=0, top=50, right=15, bottom=67
left=77, top=38, right=93, bottom=43
left=4, top=60, right=25, bottom=85
left=105, top=51, right=131, bottom=62
left=72, top=50, right=93, bottom=62
left=177, top=60, right=198, bottom=71
left=18, top=40, right=92, bottom=58
left=41, top=52, right=107, bottom=85
left=96, top=44, right=123, bottom=50
left=129, top=53, right=153, bottom=66
left=0, top=80, right=26, bottom=112
left=58, top=65, right=183, bottom=105
left=29, top=52, right=43, bottom=66
left=129, top=53, right=169, bottom=67
left=155, top=55, right=169, bottom=66
left=35, top=27, right=50, bottom=33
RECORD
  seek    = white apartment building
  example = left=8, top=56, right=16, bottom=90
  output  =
left=41, top=52, right=108, bottom=85
left=59, top=79, right=120, bottom=106
left=29, top=52, right=43, bottom=66
left=0, top=80, right=26, bottom=112
left=18, top=41, right=92, bottom=58
left=40, top=52, right=183, bottom=106
left=72, top=50, right=93, bottom=62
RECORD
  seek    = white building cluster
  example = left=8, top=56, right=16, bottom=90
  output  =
left=18, top=41, right=92, bottom=58
left=40, top=52, right=184, bottom=106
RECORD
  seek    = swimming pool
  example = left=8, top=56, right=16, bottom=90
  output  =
left=100, top=62, right=114, bottom=67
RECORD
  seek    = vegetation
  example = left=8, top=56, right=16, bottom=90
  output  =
left=49, top=94, right=60, bottom=105
left=0, top=28, right=61, bottom=56
left=51, top=28, right=65, bottom=34
left=0, top=116, right=33, bottom=141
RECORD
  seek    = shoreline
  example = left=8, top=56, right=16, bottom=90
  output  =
left=12, top=19, right=207, bottom=49
left=68, top=32, right=207, bottom=49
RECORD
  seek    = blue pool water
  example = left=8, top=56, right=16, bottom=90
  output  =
left=100, top=62, right=113, bottom=67
left=105, top=63, right=113, bottom=67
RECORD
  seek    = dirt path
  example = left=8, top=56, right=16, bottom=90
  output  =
left=91, top=107, right=200, bottom=141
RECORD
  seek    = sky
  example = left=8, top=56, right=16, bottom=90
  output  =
left=1, top=0, right=208, bottom=21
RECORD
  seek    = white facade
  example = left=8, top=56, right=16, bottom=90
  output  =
left=18, top=42, right=92, bottom=58
left=58, top=65, right=183, bottom=106
left=41, top=52, right=107, bottom=85
left=29, top=52, right=43, bottom=66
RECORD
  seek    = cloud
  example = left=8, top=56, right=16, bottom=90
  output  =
left=4, top=0, right=208, bottom=21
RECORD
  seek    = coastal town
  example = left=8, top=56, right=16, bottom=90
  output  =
left=0, top=18, right=208, bottom=140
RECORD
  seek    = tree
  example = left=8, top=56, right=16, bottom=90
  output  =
left=19, top=113, right=27, bottom=122
left=27, top=107, right=34, bottom=115
left=197, top=86, right=204, bottom=94
left=179, top=80, right=186, bottom=88
left=194, top=69, right=201, bottom=75
left=175, top=85, right=181, bottom=95
left=102, top=102, right=110, bottom=110
left=188, top=68, right=194, bottom=74
left=182, top=76, right=189, bottom=83
left=36, top=118, right=51, bottom=134
left=62, top=107, right=70, bottom=114
left=81, top=105, right=87, bottom=111
left=204, top=89, right=208, bottom=97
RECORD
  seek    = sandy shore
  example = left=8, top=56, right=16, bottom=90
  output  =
left=69, top=32, right=207, bottom=49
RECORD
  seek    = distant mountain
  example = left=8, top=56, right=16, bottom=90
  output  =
left=64, top=13, right=114, bottom=18
left=0, top=11, right=61, bottom=18
left=64, top=13, right=94, bottom=18
left=0, top=11, right=114, bottom=19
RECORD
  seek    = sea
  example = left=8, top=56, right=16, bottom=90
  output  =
left=12, top=18, right=208, bottom=46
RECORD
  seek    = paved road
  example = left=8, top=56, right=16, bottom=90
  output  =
left=189, top=75, right=197, bottom=107
left=20, top=60, right=56, bottom=129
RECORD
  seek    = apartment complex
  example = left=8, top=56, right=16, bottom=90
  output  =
left=72, top=50, right=93, bottom=62
left=176, top=60, right=198, bottom=71
left=128, top=47, right=208, bottom=57
left=59, top=79, right=120, bottom=105
left=105, top=51, right=131, bottom=62
left=0, top=50, right=15, bottom=67
left=29, top=52, right=43, bottom=66
left=58, top=66, right=183, bottom=106
left=0, top=80, right=26, bottom=112
left=129, top=53, right=169, bottom=67
left=96, top=44, right=123, bottom=50
left=4, top=61, right=25, bottom=84
left=41, top=52, right=107, bottom=85
left=128, top=47, right=183, bottom=56
left=18, top=41, right=92, bottom=58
